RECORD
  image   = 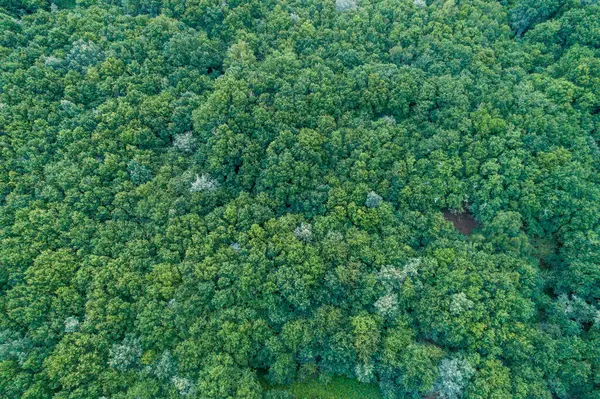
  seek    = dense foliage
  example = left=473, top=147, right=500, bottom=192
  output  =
left=1, top=0, right=600, bottom=398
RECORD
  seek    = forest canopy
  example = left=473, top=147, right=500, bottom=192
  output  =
left=1, top=0, right=600, bottom=398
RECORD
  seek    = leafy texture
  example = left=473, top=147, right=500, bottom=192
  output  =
left=1, top=0, right=600, bottom=398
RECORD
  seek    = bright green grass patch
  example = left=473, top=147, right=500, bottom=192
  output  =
left=264, top=375, right=383, bottom=399
left=290, top=376, right=383, bottom=399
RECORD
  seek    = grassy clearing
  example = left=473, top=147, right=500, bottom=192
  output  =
left=264, top=375, right=383, bottom=399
